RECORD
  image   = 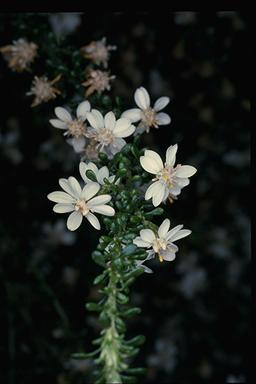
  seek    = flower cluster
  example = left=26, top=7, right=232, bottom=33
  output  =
left=47, top=164, right=116, bottom=231
left=0, top=38, right=38, bottom=72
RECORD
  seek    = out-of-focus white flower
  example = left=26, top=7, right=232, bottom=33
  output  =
left=122, top=86, right=171, bottom=134
left=133, top=219, right=191, bottom=263
left=79, top=162, right=117, bottom=185
left=140, top=144, right=197, bottom=206
left=47, top=177, right=115, bottom=231
left=49, top=13, right=81, bottom=38
left=26, top=75, right=61, bottom=107
left=0, top=38, right=38, bottom=72
left=82, top=69, right=115, bottom=97
left=80, top=37, right=116, bottom=68
left=86, top=110, right=135, bottom=158
left=49, top=101, right=91, bottom=153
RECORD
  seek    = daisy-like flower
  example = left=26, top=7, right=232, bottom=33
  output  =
left=26, top=75, right=61, bottom=107
left=47, top=177, right=115, bottom=231
left=140, top=144, right=197, bottom=207
left=80, top=37, right=116, bottom=68
left=0, top=38, right=38, bottom=72
left=81, top=69, right=115, bottom=97
left=86, top=110, right=135, bottom=158
left=49, top=101, right=91, bottom=153
left=79, top=162, right=117, bottom=185
left=122, top=86, right=171, bottom=134
left=133, top=219, right=191, bottom=263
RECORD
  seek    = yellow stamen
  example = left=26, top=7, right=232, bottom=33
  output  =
left=159, top=255, right=164, bottom=263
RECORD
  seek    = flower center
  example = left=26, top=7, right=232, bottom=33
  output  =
left=141, top=108, right=157, bottom=128
left=154, top=166, right=174, bottom=189
left=75, top=199, right=89, bottom=216
left=67, top=119, right=87, bottom=138
left=90, top=128, right=115, bottom=150
left=152, top=237, right=168, bottom=263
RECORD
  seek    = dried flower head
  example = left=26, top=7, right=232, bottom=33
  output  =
left=80, top=37, right=116, bottom=68
left=82, top=69, right=115, bottom=97
left=82, top=140, right=99, bottom=161
left=26, top=75, right=61, bottom=107
left=0, top=38, right=38, bottom=72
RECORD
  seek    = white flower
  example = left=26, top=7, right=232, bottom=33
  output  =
left=49, top=101, right=91, bottom=153
left=79, top=161, right=117, bottom=185
left=121, top=86, right=171, bottom=134
left=47, top=177, right=115, bottom=231
left=80, top=37, right=116, bottom=68
left=133, top=219, right=191, bottom=263
left=86, top=110, right=135, bottom=158
left=140, top=144, right=197, bottom=207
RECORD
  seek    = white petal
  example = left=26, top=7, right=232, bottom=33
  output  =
left=140, top=265, right=153, bottom=273
left=158, top=219, right=171, bottom=238
left=144, top=150, right=164, bottom=170
left=133, top=237, right=152, bottom=248
left=59, top=178, right=78, bottom=197
left=81, top=182, right=100, bottom=200
left=47, top=191, right=75, bottom=203
left=152, top=183, right=166, bottom=207
left=55, top=107, right=72, bottom=122
left=169, top=229, right=191, bottom=242
left=68, top=176, right=82, bottom=196
left=175, top=177, right=190, bottom=187
left=166, top=144, right=178, bottom=166
left=70, top=137, right=86, bottom=153
left=153, top=96, right=170, bottom=112
left=53, top=203, right=74, bottom=213
left=174, top=165, right=197, bottom=178
left=162, top=250, right=176, bottom=262
left=134, top=87, right=150, bottom=109
left=76, top=100, right=91, bottom=120
left=145, top=181, right=163, bottom=200
left=87, top=194, right=112, bottom=206
left=140, top=156, right=163, bottom=174
left=104, top=111, right=116, bottom=131
left=49, top=119, right=67, bottom=129
left=166, top=225, right=184, bottom=241
left=113, top=118, right=135, bottom=138
left=97, top=166, right=109, bottom=184
left=155, top=112, right=171, bottom=125
left=86, top=212, right=101, bottom=230
left=87, top=109, right=104, bottom=130
left=79, top=162, right=98, bottom=183
left=90, top=205, right=115, bottom=216
left=67, top=211, right=83, bottom=231
left=169, top=186, right=181, bottom=196
left=140, top=229, right=155, bottom=243
left=121, top=108, right=142, bottom=122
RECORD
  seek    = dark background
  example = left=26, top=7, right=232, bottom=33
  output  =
left=0, top=12, right=250, bottom=384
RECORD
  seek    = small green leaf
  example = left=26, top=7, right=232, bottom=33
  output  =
left=85, top=169, right=97, bottom=182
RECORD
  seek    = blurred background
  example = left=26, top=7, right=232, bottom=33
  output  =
left=0, top=12, right=250, bottom=384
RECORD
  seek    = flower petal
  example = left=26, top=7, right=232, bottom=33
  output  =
left=166, top=144, right=178, bottom=166
left=47, top=191, right=75, bottom=203
left=155, top=112, right=171, bottom=125
left=174, top=165, right=197, bottom=178
left=79, top=162, right=98, bottom=183
left=140, top=229, right=155, bottom=243
left=53, top=203, right=74, bottom=213
left=175, top=177, right=190, bottom=187
left=121, top=108, right=142, bottom=122
left=87, top=194, right=112, bottom=206
left=145, top=181, right=163, bottom=200
left=153, top=96, right=170, bottom=112
left=81, top=182, right=100, bottom=200
left=97, top=166, right=109, bottom=184
left=158, top=219, right=171, bottom=238
left=144, top=150, right=164, bottom=170
left=90, top=205, right=115, bottom=216
left=152, top=183, right=166, bottom=207
left=67, top=211, right=83, bottom=231
left=87, top=109, right=104, bottom=130
left=133, top=237, right=152, bottom=248
left=169, top=229, right=191, bottom=242
left=140, top=155, right=163, bottom=174
left=68, top=176, right=82, bottom=196
left=166, top=225, right=184, bottom=241
left=49, top=119, right=67, bottom=129
left=161, top=250, right=176, bottom=262
left=55, top=107, right=72, bottom=122
left=134, top=87, right=150, bottom=109
left=76, top=100, right=91, bottom=120
left=104, top=111, right=116, bottom=131
left=86, top=212, right=101, bottom=230
left=113, top=118, right=135, bottom=138
left=59, top=178, right=78, bottom=197
left=69, top=137, right=86, bottom=153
